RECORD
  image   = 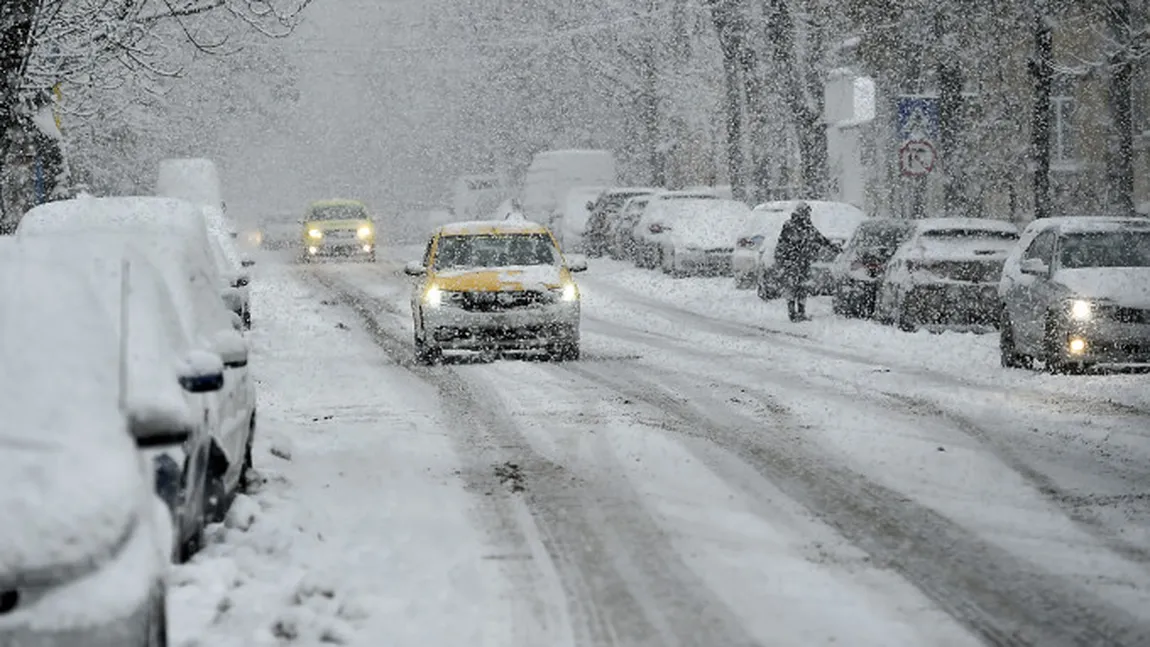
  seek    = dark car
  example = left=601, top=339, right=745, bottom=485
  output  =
left=582, top=188, right=658, bottom=257
left=830, top=219, right=916, bottom=318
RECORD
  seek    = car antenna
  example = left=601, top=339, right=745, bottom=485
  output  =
left=118, top=258, right=131, bottom=412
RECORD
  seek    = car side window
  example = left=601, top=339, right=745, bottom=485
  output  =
left=1024, top=231, right=1056, bottom=264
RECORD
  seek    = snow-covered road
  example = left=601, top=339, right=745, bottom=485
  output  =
left=172, top=249, right=1150, bottom=647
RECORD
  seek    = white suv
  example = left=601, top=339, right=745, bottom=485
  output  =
left=998, top=216, right=1150, bottom=372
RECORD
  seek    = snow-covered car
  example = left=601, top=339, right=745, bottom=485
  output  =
left=204, top=205, right=255, bottom=328
left=998, top=216, right=1150, bottom=372
left=658, top=199, right=754, bottom=277
left=732, top=209, right=789, bottom=289
left=631, top=191, right=722, bottom=269
left=17, top=197, right=257, bottom=522
left=300, top=199, right=377, bottom=262
left=830, top=218, right=917, bottom=318
left=582, top=187, right=658, bottom=257
left=0, top=254, right=200, bottom=646
left=404, top=219, right=588, bottom=363
left=874, top=218, right=1020, bottom=332
left=752, top=200, right=867, bottom=299
left=548, top=186, right=604, bottom=252
left=609, top=194, right=654, bottom=261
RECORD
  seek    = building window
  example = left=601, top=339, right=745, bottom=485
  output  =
left=1051, top=73, right=1079, bottom=169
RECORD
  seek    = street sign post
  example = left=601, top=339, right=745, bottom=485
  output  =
left=896, top=96, right=939, bottom=176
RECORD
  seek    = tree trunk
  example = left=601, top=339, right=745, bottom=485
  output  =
left=764, top=0, right=827, bottom=199
left=1104, top=0, right=1135, bottom=217
left=1030, top=0, right=1053, bottom=219
left=0, top=0, right=39, bottom=229
left=709, top=1, right=746, bottom=200
left=639, top=39, right=666, bottom=187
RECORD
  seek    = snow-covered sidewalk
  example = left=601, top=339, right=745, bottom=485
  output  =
left=168, top=263, right=512, bottom=646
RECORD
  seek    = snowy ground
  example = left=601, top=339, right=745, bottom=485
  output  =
left=171, top=248, right=1150, bottom=647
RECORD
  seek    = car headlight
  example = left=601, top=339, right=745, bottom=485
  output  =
left=560, top=282, right=579, bottom=302
left=357, top=226, right=373, bottom=239
left=308, top=229, right=323, bottom=239
left=1069, top=299, right=1093, bottom=321
left=424, top=285, right=442, bottom=307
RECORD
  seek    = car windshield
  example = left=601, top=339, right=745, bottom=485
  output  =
left=434, top=233, right=558, bottom=269
left=309, top=204, right=367, bottom=220
left=1060, top=231, right=1150, bottom=268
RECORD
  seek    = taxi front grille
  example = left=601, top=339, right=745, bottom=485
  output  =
left=458, top=290, right=551, bottom=312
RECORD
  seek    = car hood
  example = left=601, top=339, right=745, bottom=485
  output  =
left=0, top=427, right=140, bottom=584
left=1054, top=267, right=1150, bottom=308
left=305, top=219, right=371, bottom=231
left=432, top=264, right=569, bottom=292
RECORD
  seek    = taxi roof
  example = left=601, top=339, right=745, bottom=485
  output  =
left=307, top=199, right=367, bottom=210
left=436, top=220, right=551, bottom=237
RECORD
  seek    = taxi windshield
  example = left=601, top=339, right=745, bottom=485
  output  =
left=309, top=204, right=367, bottom=220
left=434, top=233, right=558, bottom=270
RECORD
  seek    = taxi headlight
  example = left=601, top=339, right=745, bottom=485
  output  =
left=308, top=229, right=323, bottom=239
left=357, top=226, right=373, bottom=239
left=1069, top=299, right=1093, bottom=321
left=424, top=285, right=442, bottom=307
left=560, top=282, right=579, bottom=302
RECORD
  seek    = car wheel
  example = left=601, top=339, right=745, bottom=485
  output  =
left=832, top=291, right=847, bottom=316
left=999, top=310, right=1030, bottom=369
left=414, top=333, right=440, bottom=366
left=175, top=523, right=203, bottom=564
left=896, top=297, right=917, bottom=332
left=551, top=342, right=580, bottom=362
left=146, top=589, right=168, bottom=647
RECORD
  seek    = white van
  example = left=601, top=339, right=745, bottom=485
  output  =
left=452, top=174, right=505, bottom=219
left=520, top=149, right=616, bottom=225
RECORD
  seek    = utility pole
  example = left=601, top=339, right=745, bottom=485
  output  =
left=1104, top=0, right=1136, bottom=217
left=1030, top=0, right=1053, bottom=219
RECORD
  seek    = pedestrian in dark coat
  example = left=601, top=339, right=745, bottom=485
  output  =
left=774, top=203, right=841, bottom=321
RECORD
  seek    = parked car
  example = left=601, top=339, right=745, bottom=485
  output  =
left=999, top=216, right=1150, bottom=373
left=404, top=219, right=588, bottom=363
left=300, top=199, right=377, bottom=262
left=733, top=209, right=790, bottom=289
left=658, top=199, right=754, bottom=277
left=830, top=218, right=917, bottom=317
left=0, top=254, right=199, bottom=646
left=17, top=197, right=257, bottom=522
left=553, top=185, right=606, bottom=252
left=632, top=191, right=722, bottom=269
left=874, top=218, right=1020, bottom=331
left=204, top=205, right=255, bottom=328
left=609, top=194, right=655, bottom=261
left=17, top=236, right=234, bottom=562
left=582, top=187, right=659, bottom=257
left=752, top=200, right=867, bottom=299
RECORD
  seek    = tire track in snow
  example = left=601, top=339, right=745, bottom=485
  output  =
left=586, top=309, right=1150, bottom=569
left=306, top=265, right=761, bottom=647
left=551, top=360, right=1150, bottom=647
left=583, top=277, right=1150, bottom=419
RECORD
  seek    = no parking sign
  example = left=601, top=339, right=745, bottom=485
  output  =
left=899, top=140, right=937, bottom=177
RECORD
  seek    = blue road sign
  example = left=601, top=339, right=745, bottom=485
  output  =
left=897, top=96, right=939, bottom=143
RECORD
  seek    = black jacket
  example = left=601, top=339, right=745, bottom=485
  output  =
left=774, top=217, right=837, bottom=281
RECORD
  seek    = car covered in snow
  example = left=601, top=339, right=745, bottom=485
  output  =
left=608, top=193, right=654, bottom=261
left=874, top=217, right=1020, bottom=331
left=0, top=254, right=195, bottom=646
left=582, top=187, right=658, bottom=257
left=732, top=208, right=790, bottom=289
left=551, top=185, right=605, bottom=252
left=204, top=205, right=255, bottom=329
left=631, top=191, right=722, bottom=269
left=752, top=200, right=867, bottom=300
left=300, top=199, right=377, bottom=262
left=657, top=199, right=754, bottom=277
left=17, top=197, right=258, bottom=526
left=404, top=220, right=588, bottom=363
left=830, top=218, right=917, bottom=318
left=998, top=216, right=1150, bottom=372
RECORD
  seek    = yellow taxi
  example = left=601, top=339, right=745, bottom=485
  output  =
left=300, top=199, right=377, bottom=261
left=404, top=220, right=588, bottom=363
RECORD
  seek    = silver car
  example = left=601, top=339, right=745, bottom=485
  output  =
left=999, top=216, right=1150, bottom=372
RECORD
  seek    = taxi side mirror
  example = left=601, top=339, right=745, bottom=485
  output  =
left=404, top=261, right=426, bottom=276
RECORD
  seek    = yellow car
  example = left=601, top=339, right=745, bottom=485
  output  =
left=404, top=220, right=588, bottom=363
left=300, top=199, right=377, bottom=261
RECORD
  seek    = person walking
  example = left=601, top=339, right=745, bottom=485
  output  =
left=774, top=202, right=841, bottom=322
